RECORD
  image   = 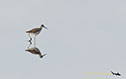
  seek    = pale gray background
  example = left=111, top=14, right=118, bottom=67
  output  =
left=0, top=0, right=126, bottom=79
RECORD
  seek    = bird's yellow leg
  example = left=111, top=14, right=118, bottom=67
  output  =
left=34, top=35, right=36, bottom=47
left=28, top=33, right=31, bottom=38
left=27, top=43, right=31, bottom=49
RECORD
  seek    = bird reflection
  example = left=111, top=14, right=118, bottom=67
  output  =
left=26, top=40, right=46, bottom=58
left=26, top=47, right=46, bottom=58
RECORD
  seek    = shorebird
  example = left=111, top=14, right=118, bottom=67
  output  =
left=26, top=24, right=47, bottom=46
left=25, top=47, right=47, bottom=58
left=111, top=71, right=121, bottom=76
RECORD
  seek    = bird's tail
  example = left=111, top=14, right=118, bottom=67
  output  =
left=26, top=31, right=30, bottom=33
left=25, top=49, right=30, bottom=52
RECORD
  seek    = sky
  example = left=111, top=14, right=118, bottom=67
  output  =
left=0, top=0, right=126, bottom=79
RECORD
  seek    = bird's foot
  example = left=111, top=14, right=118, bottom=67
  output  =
left=28, top=38, right=32, bottom=44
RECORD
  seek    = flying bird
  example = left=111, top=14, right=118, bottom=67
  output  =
left=26, top=24, right=48, bottom=46
left=25, top=47, right=47, bottom=58
left=111, top=71, right=121, bottom=76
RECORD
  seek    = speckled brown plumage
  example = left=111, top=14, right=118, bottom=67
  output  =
left=25, top=47, right=47, bottom=58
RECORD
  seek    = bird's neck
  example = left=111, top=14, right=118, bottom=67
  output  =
left=40, top=26, right=43, bottom=29
left=40, top=27, right=42, bottom=30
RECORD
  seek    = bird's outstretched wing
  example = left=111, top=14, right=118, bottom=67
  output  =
left=111, top=71, right=114, bottom=75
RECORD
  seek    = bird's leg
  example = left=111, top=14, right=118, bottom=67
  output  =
left=28, top=33, right=31, bottom=38
left=27, top=42, right=32, bottom=49
left=29, top=38, right=32, bottom=44
left=28, top=33, right=32, bottom=41
left=34, top=35, right=36, bottom=47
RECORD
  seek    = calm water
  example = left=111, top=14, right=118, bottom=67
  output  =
left=0, top=0, right=126, bottom=79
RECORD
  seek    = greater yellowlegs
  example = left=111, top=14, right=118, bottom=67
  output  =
left=25, top=47, right=47, bottom=58
left=26, top=24, right=47, bottom=46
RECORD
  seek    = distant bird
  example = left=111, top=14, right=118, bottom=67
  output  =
left=111, top=71, right=121, bottom=76
left=26, top=24, right=48, bottom=46
left=25, top=47, right=47, bottom=58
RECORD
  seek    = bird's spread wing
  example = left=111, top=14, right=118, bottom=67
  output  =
left=111, top=71, right=114, bottom=75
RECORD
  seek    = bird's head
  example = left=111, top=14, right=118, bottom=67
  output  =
left=40, top=24, right=48, bottom=29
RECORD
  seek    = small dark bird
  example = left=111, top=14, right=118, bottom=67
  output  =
left=25, top=47, right=47, bottom=58
left=26, top=24, right=48, bottom=46
left=111, top=71, right=121, bottom=76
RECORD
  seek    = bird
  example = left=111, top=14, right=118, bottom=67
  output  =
left=111, top=71, right=121, bottom=76
left=25, top=47, right=47, bottom=58
left=26, top=24, right=48, bottom=46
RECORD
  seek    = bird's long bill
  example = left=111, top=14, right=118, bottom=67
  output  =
left=43, top=26, right=48, bottom=29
